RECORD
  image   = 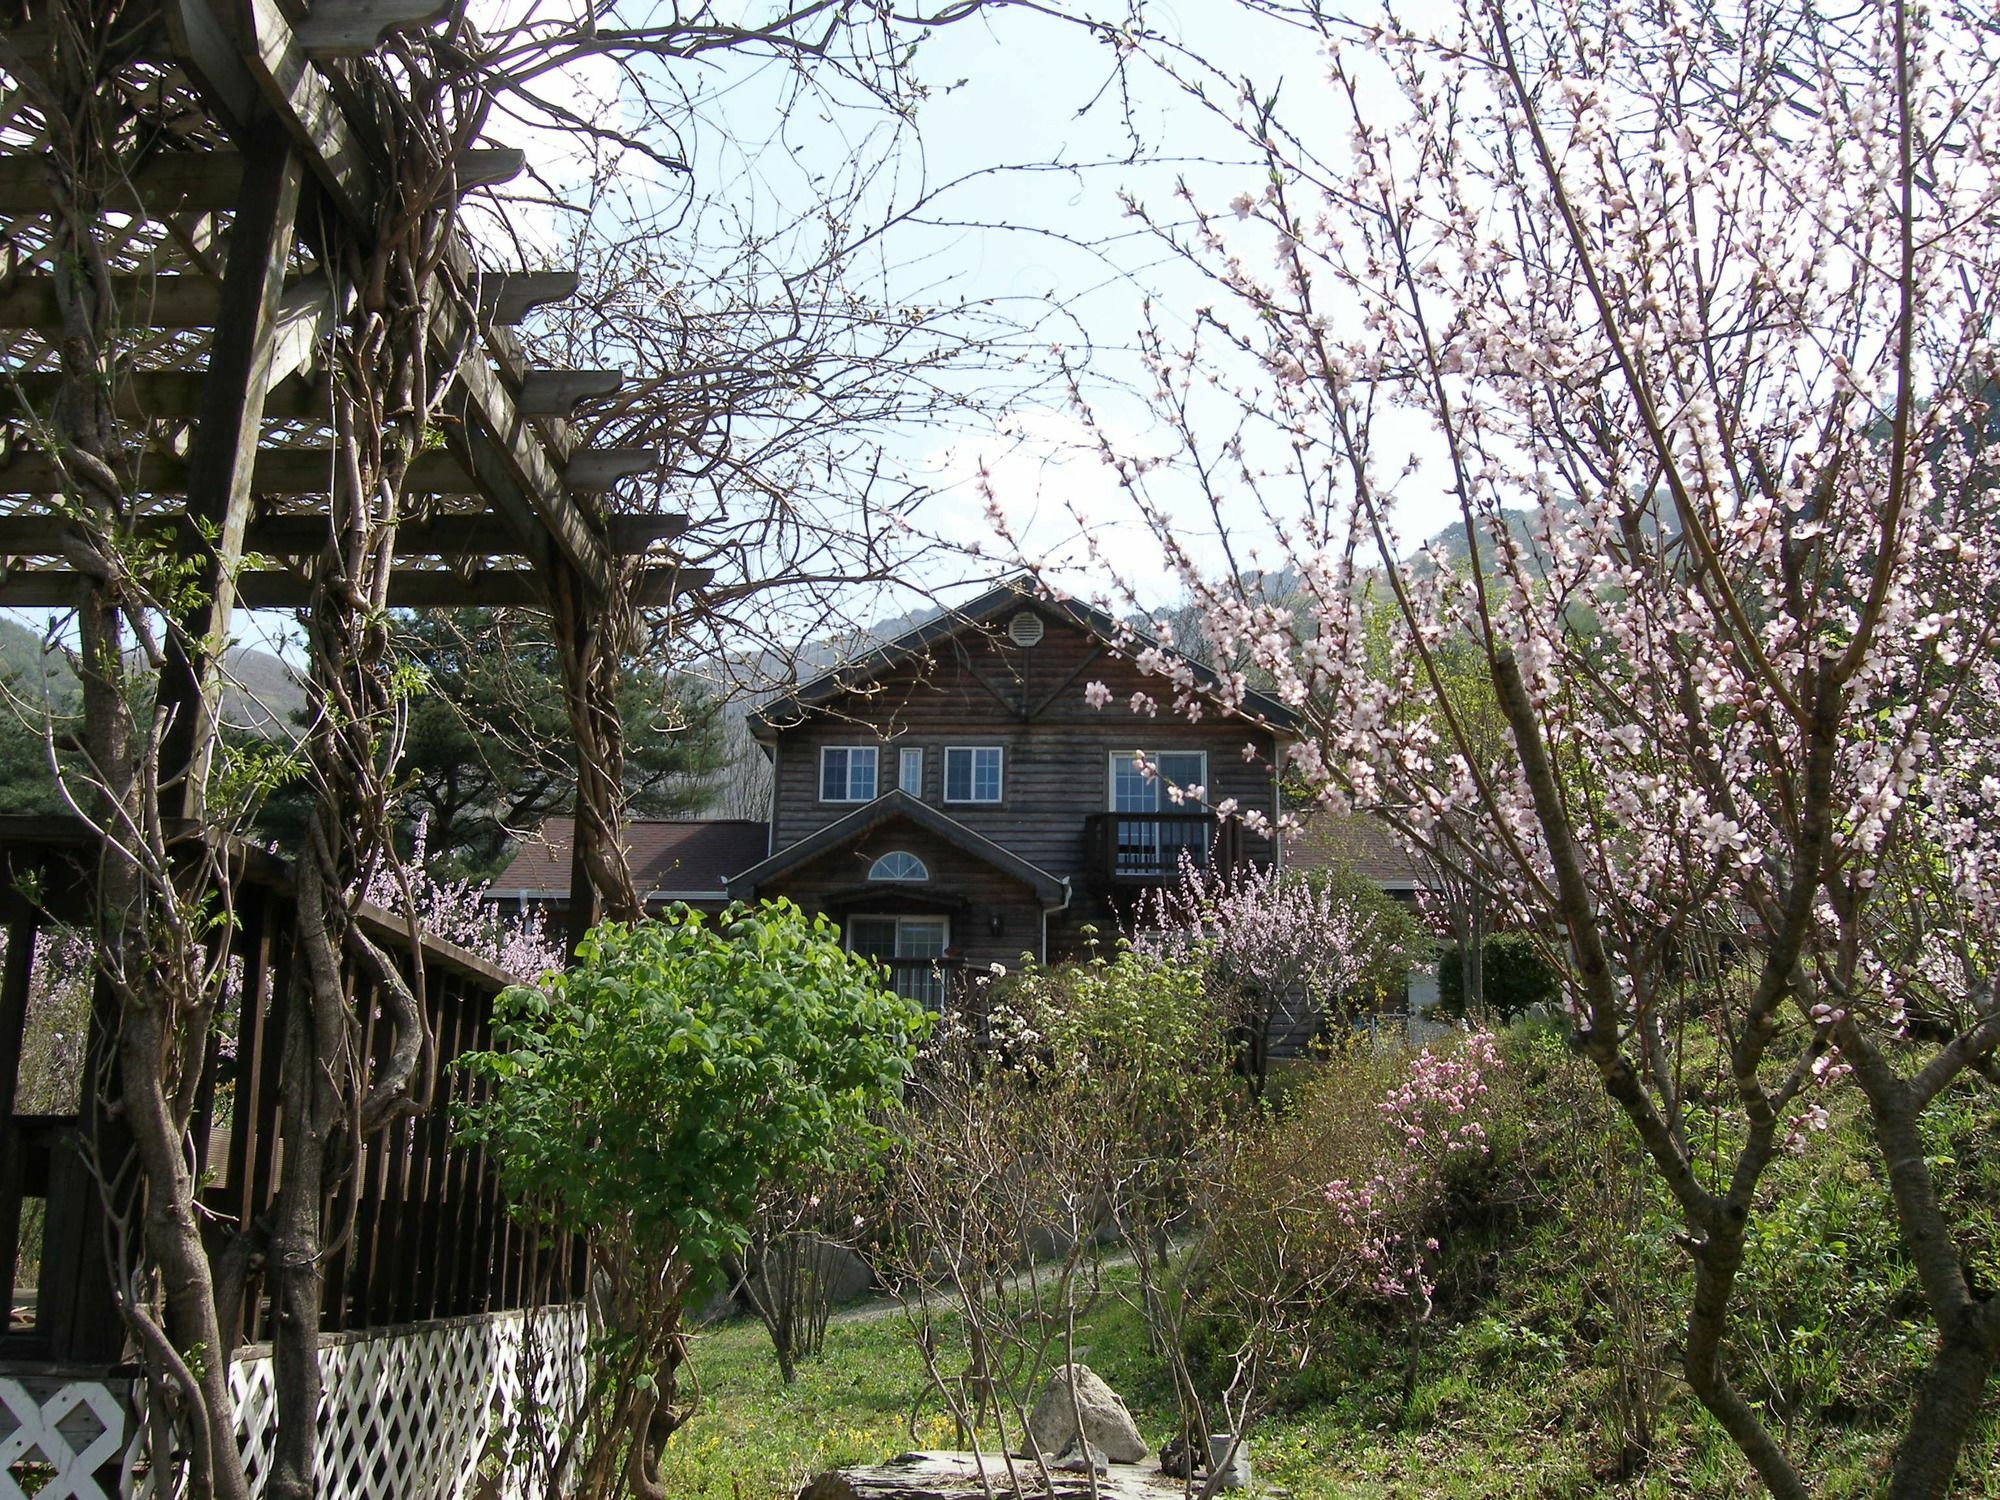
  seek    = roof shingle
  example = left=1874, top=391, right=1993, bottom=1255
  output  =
left=491, top=818, right=769, bottom=905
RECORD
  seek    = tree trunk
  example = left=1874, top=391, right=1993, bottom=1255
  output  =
left=1886, top=1309, right=1997, bottom=1500
left=266, top=844, right=348, bottom=1500
left=1682, top=1239, right=1810, bottom=1500
left=119, top=1008, right=250, bottom=1500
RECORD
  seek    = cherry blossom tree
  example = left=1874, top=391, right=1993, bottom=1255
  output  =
left=361, top=819, right=565, bottom=983
left=1132, top=855, right=1423, bottom=1092
left=1051, top=1, right=2000, bottom=1494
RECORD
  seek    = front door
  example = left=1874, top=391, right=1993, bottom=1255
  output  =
left=849, top=915, right=951, bottom=1008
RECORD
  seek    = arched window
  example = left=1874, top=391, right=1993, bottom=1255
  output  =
left=868, top=850, right=928, bottom=882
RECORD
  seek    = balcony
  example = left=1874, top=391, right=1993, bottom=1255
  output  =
left=880, top=956, right=965, bottom=1010
left=1083, top=811, right=1244, bottom=889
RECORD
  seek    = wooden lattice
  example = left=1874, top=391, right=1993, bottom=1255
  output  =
left=1, top=1306, right=587, bottom=1500
left=0, top=1375, right=129, bottom=1500
left=225, top=1306, right=591, bottom=1500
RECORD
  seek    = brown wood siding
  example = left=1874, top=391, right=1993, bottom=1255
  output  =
left=770, top=609, right=1280, bottom=884
left=759, top=818, right=1047, bottom=971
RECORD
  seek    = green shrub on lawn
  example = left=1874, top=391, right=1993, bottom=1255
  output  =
left=458, top=901, right=930, bottom=1498
left=1436, top=932, right=1562, bottom=1021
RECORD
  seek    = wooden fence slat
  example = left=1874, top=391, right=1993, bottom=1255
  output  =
left=0, top=908, right=39, bottom=1333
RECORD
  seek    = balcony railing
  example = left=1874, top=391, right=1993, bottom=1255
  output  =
left=881, top=957, right=964, bottom=1010
left=1084, top=811, right=1244, bottom=888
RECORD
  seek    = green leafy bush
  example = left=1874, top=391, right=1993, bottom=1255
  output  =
left=985, top=942, right=1237, bottom=1119
left=1436, top=932, right=1562, bottom=1021
left=458, top=901, right=929, bottom=1498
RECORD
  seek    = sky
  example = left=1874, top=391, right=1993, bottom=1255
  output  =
left=818, top=0, right=1464, bottom=611
left=466, top=0, right=1468, bottom=623
left=5, top=0, right=1465, bottom=668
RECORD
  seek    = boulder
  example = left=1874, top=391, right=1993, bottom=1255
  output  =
left=1053, top=1439, right=1109, bottom=1475
left=1022, top=1363, right=1148, bottom=1464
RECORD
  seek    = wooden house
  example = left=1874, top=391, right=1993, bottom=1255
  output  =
left=501, top=579, right=1301, bottom=1004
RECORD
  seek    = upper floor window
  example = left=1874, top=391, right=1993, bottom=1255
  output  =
left=1110, top=750, right=1208, bottom=811
left=943, top=746, right=1004, bottom=804
left=868, top=850, right=928, bottom=882
left=898, top=746, right=924, bottom=797
left=820, top=745, right=878, bottom=803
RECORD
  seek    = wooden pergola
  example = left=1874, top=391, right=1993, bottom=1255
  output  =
left=0, top=3, right=691, bottom=1489
left=0, top=0, right=703, bottom=626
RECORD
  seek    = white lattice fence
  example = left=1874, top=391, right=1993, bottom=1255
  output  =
left=0, top=1376, right=130, bottom=1500
left=2, top=1305, right=588, bottom=1500
left=230, top=1305, right=590, bottom=1500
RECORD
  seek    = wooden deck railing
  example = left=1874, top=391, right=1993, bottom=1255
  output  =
left=879, top=956, right=964, bottom=1011
left=0, top=816, right=577, bottom=1365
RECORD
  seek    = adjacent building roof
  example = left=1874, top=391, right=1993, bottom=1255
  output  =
left=724, top=790, right=1070, bottom=906
left=749, top=575, right=1303, bottom=739
left=1284, top=811, right=1432, bottom=893
left=491, top=817, right=769, bottom=906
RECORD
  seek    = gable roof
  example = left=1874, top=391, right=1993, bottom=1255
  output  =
left=749, top=575, right=1302, bottom=739
left=492, top=817, right=769, bottom=905
left=1285, top=811, right=1432, bottom=892
left=725, top=790, right=1069, bottom=906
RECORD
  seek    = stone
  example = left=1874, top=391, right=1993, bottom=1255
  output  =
left=1053, top=1439, right=1109, bottom=1475
left=1158, top=1434, right=1203, bottom=1479
left=1022, top=1363, right=1148, bottom=1464
left=805, top=1450, right=1189, bottom=1497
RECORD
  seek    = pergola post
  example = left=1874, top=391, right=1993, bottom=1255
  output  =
left=157, top=123, right=305, bottom=818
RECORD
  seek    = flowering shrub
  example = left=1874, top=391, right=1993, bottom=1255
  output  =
left=1181, top=1028, right=1509, bottom=1424
left=882, top=947, right=1235, bottom=1469
left=1133, top=858, right=1425, bottom=1091
left=361, top=818, right=563, bottom=981
left=1321, top=1030, right=1501, bottom=1305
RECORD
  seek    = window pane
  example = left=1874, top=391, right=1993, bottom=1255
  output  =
left=896, top=918, right=948, bottom=959
left=1157, top=753, right=1206, bottom=802
left=1111, top=753, right=1157, bottom=812
left=946, top=747, right=1001, bottom=802
left=822, top=747, right=847, bottom=801
left=849, top=917, right=897, bottom=959
left=899, top=747, right=923, bottom=796
left=851, top=749, right=877, bottom=799
left=973, top=749, right=1001, bottom=801
left=868, top=851, right=928, bottom=882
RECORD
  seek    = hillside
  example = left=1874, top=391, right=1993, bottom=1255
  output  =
left=0, top=617, right=306, bottom=735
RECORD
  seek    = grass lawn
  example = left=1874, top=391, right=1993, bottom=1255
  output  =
left=648, top=1031, right=1998, bottom=1499
left=653, top=1287, right=1769, bottom=1500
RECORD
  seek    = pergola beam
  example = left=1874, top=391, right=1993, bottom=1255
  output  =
left=0, top=269, right=565, bottom=332
left=477, top=271, right=580, bottom=326
left=0, top=512, right=686, bottom=557
left=516, top=370, right=624, bottom=414
left=0, top=449, right=480, bottom=496
left=451, top=343, right=615, bottom=589
left=0, top=445, right=653, bottom=498
left=0, top=565, right=710, bottom=611
left=4, top=363, right=623, bottom=421
left=294, top=0, right=454, bottom=59
left=0, top=148, right=523, bottom=214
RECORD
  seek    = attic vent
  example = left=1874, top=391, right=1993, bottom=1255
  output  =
left=1008, top=611, right=1045, bottom=648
